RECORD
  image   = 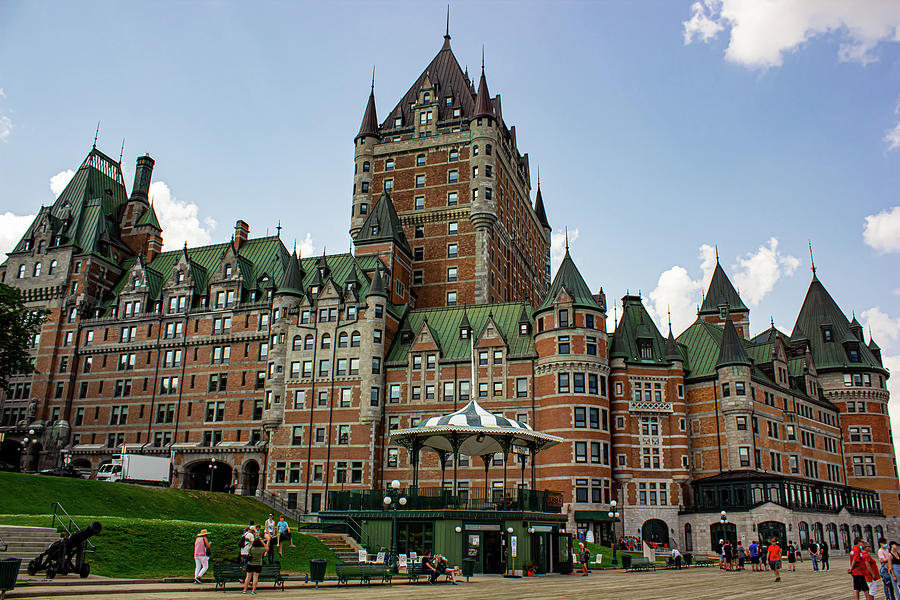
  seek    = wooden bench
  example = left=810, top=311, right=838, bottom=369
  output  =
left=259, top=563, right=285, bottom=591
left=626, top=558, right=656, bottom=572
left=213, top=562, right=245, bottom=591
left=693, top=558, right=718, bottom=567
left=335, top=564, right=393, bottom=586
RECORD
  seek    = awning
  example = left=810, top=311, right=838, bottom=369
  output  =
left=574, top=510, right=619, bottom=522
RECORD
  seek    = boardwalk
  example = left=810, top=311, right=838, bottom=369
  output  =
left=12, top=566, right=857, bottom=600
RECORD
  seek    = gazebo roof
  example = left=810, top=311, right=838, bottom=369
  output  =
left=389, top=399, right=562, bottom=456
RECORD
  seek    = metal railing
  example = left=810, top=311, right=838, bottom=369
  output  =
left=326, top=486, right=563, bottom=513
left=255, top=490, right=301, bottom=521
left=50, top=502, right=95, bottom=555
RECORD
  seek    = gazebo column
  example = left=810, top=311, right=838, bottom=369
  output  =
left=410, top=440, right=423, bottom=489
left=437, top=450, right=448, bottom=488
left=450, top=434, right=462, bottom=495
left=529, top=443, right=538, bottom=490
left=481, top=453, right=493, bottom=503
left=500, top=437, right=512, bottom=494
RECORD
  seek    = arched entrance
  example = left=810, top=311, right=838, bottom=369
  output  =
left=798, top=521, right=809, bottom=546
left=641, top=519, right=669, bottom=547
left=242, top=461, right=260, bottom=496
left=70, top=458, right=92, bottom=479
left=185, top=460, right=232, bottom=492
left=684, top=523, right=693, bottom=552
left=757, top=521, right=787, bottom=546
left=710, top=522, right=737, bottom=551
left=0, top=438, right=23, bottom=471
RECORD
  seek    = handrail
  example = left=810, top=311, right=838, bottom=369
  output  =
left=345, top=514, right=370, bottom=549
left=50, top=502, right=95, bottom=554
left=254, top=490, right=301, bottom=521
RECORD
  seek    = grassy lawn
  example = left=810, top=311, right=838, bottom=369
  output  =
left=582, top=542, right=669, bottom=567
left=0, top=472, right=341, bottom=578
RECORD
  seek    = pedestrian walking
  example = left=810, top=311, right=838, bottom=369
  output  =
left=194, top=529, right=211, bottom=584
left=879, top=538, right=897, bottom=600
left=242, top=537, right=268, bottom=595
left=820, top=540, right=829, bottom=571
left=786, top=541, right=796, bottom=572
left=578, top=542, right=590, bottom=576
left=767, top=538, right=782, bottom=582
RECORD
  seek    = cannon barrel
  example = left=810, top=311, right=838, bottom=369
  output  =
left=65, top=521, right=102, bottom=547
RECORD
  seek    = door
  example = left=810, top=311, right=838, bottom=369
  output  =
left=483, top=531, right=503, bottom=574
left=641, top=519, right=670, bottom=547
left=757, top=521, right=786, bottom=546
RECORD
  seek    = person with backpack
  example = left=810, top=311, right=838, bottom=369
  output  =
left=240, top=525, right=256, bottom=566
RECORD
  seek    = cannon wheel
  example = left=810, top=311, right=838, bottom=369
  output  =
left=27, top=559, right=38, bottom=576
left=79, top=563, right=90, bottom=578
left=46, top=565, right=56, bottom=579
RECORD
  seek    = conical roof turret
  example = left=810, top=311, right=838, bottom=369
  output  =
left=356, top=86, right=379, bottom=141
left=700, top=260, right=748, bottom=314
left=367, top=261, right=388, bottom=298
left=665, top=327, right=682, bottom=363
left=472, top=65, right=493, bottom=118
left=537, top=248, right=600, bottom=312
left=534, top=184, right=550, bottom=229
left=276, top=251, right=304, bottom=297
left=716, top=315, right=751, bottom=369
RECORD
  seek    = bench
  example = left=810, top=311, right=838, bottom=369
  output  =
left=335, top=564, right=392, bottom=586
left=693, top=558, right=718, bottom=567
left=212, top=562, right=285, bottom=592
left=626, top=558, right=656, bottom=572
left=405, top=563, right=456, bottom=584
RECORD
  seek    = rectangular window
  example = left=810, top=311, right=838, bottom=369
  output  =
left=573, top=372, right=585, bottom=393
left=739, top=447, right=751, bottom=467
left=574, top=407, right=586, bottom=428
left=574, top=441, right=587, bottom=463
left=448, top=170, right=458, bottom=184
left=448, top=244, right=458, bottom=258
left=558, top=372, right=570, bottom=393
left=558, top=336, right=570, bottom=354
left=516, top=378, right=527, bottom=398
left=415, top=174, right=425, bottom=188
left=447, top=267, right=457, bottom=282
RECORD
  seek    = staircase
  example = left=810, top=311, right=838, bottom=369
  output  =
left=305, top=532, right=364, bottom=564
left=0, top=525, right=62, bottom=573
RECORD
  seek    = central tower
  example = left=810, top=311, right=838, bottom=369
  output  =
left=350, top=33, right=552, bottom=309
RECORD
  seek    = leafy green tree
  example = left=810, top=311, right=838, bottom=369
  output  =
left=0, top=283, right=45, bottom=390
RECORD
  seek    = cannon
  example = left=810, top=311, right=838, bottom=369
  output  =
left=27, top=521, right=101, bottom=579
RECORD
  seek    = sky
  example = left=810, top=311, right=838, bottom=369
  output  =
left=1, top=1, right=899, bottom=454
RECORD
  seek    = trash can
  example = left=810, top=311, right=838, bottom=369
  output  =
left=461, top=558, right=476, bottom=582
left=621, top=554, right=632, bottom=569
left=0, top=558, right=22, bottom=599
left=684, top=553, right=693, bottom=566
left=308, top=559, right=327, bottom=588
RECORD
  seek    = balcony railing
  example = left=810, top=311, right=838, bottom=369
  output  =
left=326, top=486, right=563, bottom=513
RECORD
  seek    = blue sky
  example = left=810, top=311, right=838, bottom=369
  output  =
left=0, top=2, right=898, bottom=372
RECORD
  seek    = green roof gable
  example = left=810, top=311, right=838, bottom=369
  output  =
left=386, top=302, right=535, bottom=363
left=791, top=275, right=886, bottom=373
left=716, top=316, right=751, bottom=368
left=537, top=250, right=599, bottom=312
left=700, top=262, right=747, bottom=314
left=136, top=203, right=161, bottom=230
left=609, top=295, right=671, bottom=365
left=353, top=191, right=411, bottom=256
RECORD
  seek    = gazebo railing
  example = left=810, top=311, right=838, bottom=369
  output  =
left=326, top=486, right=563, bottom=513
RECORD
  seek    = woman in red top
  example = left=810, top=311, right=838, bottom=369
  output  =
left=850, top=542, right=880, bottom=600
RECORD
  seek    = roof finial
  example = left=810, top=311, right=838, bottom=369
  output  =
left=715, top=245, right=719, bottom=263
left=771, top=316, right=775, bottom=328
left=481, top=45, right=485, bottom=72
left=93, top=121, right=100, bottom=149
left=276, top=220, right=282, bottom=238
left=371, top=65, right=375, bottom=91
left=537, top=165, right=540, bottom=189
left=564, top=226, right=569, bottom=251
left=808, top=240, right=816, bottom=276
left=667, top=306, right=672, bottom=332
left=445, top=4, right=450, bottom=39
left=118, top=137, right=125, bottom=164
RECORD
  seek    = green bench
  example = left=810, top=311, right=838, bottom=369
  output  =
left=626, top=558, right=656, bottom=572
left=335, top=564, right=392, bottom=586
left=693, top=558, right=718, bottom=567
left=212, top=562, right=285, bottom=592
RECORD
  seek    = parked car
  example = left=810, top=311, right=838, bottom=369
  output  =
left=0, top=461, right=17, bottom=472
left=37, top=466, right=85, bottom=478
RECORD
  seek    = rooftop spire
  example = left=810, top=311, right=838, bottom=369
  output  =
left=356, top=79, right=380, bottom=140
left=93, top=121, right=100, bottom=149
left=445, top=4, right=450, bottom=40
left=716, top=315, right=751, bottom=369
left=564, top=226, right=569, bottom=251
left=715, top=245, right=719, bottom=263
left=472, top=47, right=493, bottom=118
left=533, top=168, right=550, bottom=229
left=118, top=137, right=125, bottom=164
left=808, top=240, right=816, bottom=278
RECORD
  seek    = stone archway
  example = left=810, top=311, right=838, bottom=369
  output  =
left=0, top=439, right=23, bottom=472
left=70, top=458, right=92, bottom=478
left=242, top=460, right=260, bottom=496
left=757, top=521, right=787, bottom=546
left=641, top=519, right=670, bottom=547
left=185, top=460, right=233, bottom=492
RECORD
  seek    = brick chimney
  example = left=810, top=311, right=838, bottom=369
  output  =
left=147, top=234, right=163, bottom=262
left=234, top=220, right=249, bottom=251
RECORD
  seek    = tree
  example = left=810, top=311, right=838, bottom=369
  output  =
left=0, top=283, right=46, bottom=390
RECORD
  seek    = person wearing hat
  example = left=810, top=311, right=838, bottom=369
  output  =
left=241, top=526, right=256, bottom=566
left=767, top=537, right=782, bottom=582
left=194, top=529, right=211, bottom=584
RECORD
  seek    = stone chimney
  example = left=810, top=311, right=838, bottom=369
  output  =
left=234, top=220, right=249, bottom=251
left=131, top=154, right=155, bottom=204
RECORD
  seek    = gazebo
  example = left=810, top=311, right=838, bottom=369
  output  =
left=389, top=399, right=562, bottom=498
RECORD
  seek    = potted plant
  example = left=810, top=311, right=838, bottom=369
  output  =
left=523, top=562, right=536, bottom=577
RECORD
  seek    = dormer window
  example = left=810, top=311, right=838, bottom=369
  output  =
left=453, top=108, right=461, bottom=118
left=519, top=323, right=530, bottom=336
left=54, top=236, right=62, bottom=246
left=225, top=264, right=232, bottom=278
left=37, top=240, right=46, bottom=254
left=848, top=347, right=860, bottom=363
left=394, top=118, right=401, bottom=128
left=558, top=309, right=569, bottom=328
left=822, top=327, right=833, bottom=342
left=310, top=285, right=319, bottom=296
left=370, top=225, right=379, bottom=236
left=445, top=96, right=452, bottom=105
left=460, top=327, right=469, bottom=340
left=176, top=270, right=185, bottom=283
left=346, top=282, right=355, bottom=292
left=423, top=92, right=430, bottom=102
left=718, top=306, right=727, bottom=319
left=639, top=341, right=653, bottom=360
left=23, top=240, right=32, bottom=251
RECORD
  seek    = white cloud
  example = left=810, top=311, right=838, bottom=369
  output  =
left=893, top=288, right=900, bottom=296
left=862, top=306, right=900, bottom=346
left=732, top=237, right=801, bottom=305
left=885, top=121, right=900, bottom=152
left=863, top=206, right=900, bottom=253
left=0, top=115, right=11, bottom=143
left=49, top=169, right=75, bottom=197
left=149, top=181, right=216, bottom=250
left=0, top=212, right=35, bottom=258
left=0, top=88, right=5, bottom=98
left=550, top=227, right=579, bottom=275
left=298, top=232, right=315, bottom=258
left=683, top=0, right=900, bottom=69
left=647, top=244, right=717, bottom=334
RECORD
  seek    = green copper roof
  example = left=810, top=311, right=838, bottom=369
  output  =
left=276, top=251, right=304, bottom=297
left=386, top=302, right=535, bottom=363
left=716, top=316, right=752, bottom=368
left=700, top=262, right=748, bottom=314
left=135, top=203, right=161, bottom=230
left=353, top=191, right=411, bottom=256
left=609, top=295, right=670, bottom=365
left=537, top=249, right=599, bottom=312
left=791, top=275, right=886, bottom=373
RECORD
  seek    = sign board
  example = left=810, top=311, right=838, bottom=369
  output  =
left=511, top=536, right=517, bottom=558
left=512, top=445, right=530, bottom=455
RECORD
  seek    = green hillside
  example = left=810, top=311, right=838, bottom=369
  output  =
left=0, top=472, right=341, bottom=578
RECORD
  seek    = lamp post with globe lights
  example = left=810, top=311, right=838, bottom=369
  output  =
left=208, top=457, right=217, bottom=492
left=383, top=479, right=407, bottom=572
left=21, top=428, right=36, bottom=471
left=608, top=500, right=621, bottom=565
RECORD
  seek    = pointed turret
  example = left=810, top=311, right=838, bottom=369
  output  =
left=472, top=65, right=493, bottom=119
left=665, top=327, right=682, bottom=363
left=356, top=86, right=379, bottom=141
left=850, top=314, right=864, bottom=341
left=537, top=249, right=601, bottom=312
left=353, top=190, right=412, bottom=256
left=459, top=309, right=472, bottom=338
left=716, top=316, right=751, bottom=369
left=135, top=202, right=161, bottom=230
left=275, top=251, right=304, bottom=297
left=534, top=183, right=550, bottom=230
left=700, top=261, right=748, bottom=315
left=869, top=332, right=883, bottom=366
left=367, top=261, right=388, bottom=299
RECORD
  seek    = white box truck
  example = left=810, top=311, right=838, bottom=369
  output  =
left=96, top=454, right=171, bottom=486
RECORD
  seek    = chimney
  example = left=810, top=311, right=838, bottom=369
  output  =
left=131, top=154, right=155, bottom=204
left=234, top=220, right=250, bottom=251
left=146, top=234, right=163, bottom=262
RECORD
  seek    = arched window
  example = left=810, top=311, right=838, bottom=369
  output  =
left=304, top=335, right=314, bottom=350
left=852, top=524, right=862, bottom=545
left=17, top=265, right=25, bottom=278
left=875, top=525, right=884, bottom=541
left=49, top=260, right=57, bottom=275
left=362, top=161, right=370, bottom=172
left=826, top=523, right=838, bottom=549
left=292, top=336, right=302, bottom=351
left=683, top=523, right=693, bottom=552
left=321, top=333, right=331, bottom=349
left=864, top=525, right=874, bottom=548
left=350, top=331, right=361, bottom=347
left=33, top=262, right=41, bottom=277
left=338, top=332, right=348, bottom=348
left=813, top=522, right=824, bottom=544
left=473, top=145, right=479, bottom=156
left=37, top=240, right=46, bottom=253
left=798, top=521, right=809, bottom=547
left=485, top=144, right=492, bottom=155
left=841, top=524, right=852, bottom=551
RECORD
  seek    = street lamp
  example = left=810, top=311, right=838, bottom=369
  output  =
left=608, top=500, right=621, bottom=565
left=208, top=458, right=217, bottom=492
left=384, top=480, right=406, bottom=572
